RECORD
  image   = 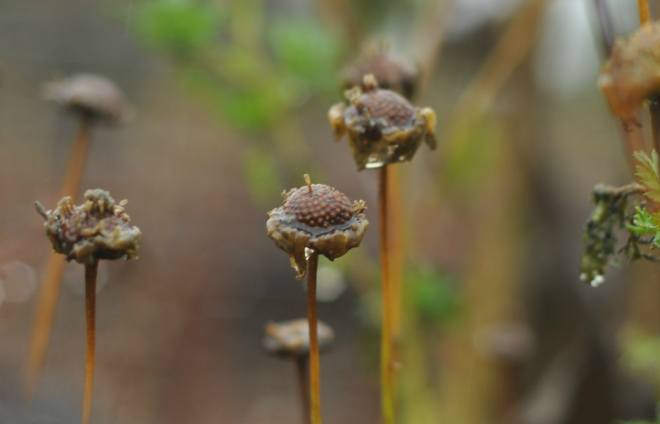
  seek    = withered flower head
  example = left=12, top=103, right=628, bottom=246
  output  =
left=342, top=48, right=418, bottom=99
left=44, top=74, right=131, bottom=124
left=328, top=74, right=436, bottom=170
left=263, top=318, right=335, bottom=358
left=35, top=189, right=141, bottom=265
left=266, top=175, right=368, bottom=278
left=599, top=23, right=660, bottom=121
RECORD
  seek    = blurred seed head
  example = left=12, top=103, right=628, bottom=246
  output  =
left=36, top=189, right=141, bottom=265
left=263, top=318, right=335, bottom=359
left=266, top=175, right=368, bottom=278
left=342, top=44, right=418, bottom=99
left=599, top=23, right=660, bottom=121
left=44, top=73, right=132, bottom=124
left=329, top=74, right=436, bottom=170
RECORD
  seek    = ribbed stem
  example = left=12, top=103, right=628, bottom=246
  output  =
left=379, top=166, right=395, bottom=424
left=306, top=253, right=322, bottom=424
left=295, top=357, right=310, bottom=424
left=82, top=261, right=98, bottom=424
left=25, top=118, right=92, bottom=398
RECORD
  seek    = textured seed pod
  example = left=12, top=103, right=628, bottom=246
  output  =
left=329, top=74, right=436, bottom=170
left=44, top=74, right=131, bottom=124
left=266, top=177, right=368, bottom=278
left=599, top=23, right=660, bottom=121
left=263, top=319, right=335, bottom=358
left=36, top=189, right=141, bottom=265
left=342, top=49, right=418, bottom=99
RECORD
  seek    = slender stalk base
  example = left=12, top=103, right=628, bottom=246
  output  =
left=306, top=253, right=322, bottom=424
left=25, top=119, right=92, bottom=398
left=82, top=261, right=98, bottom=424
left=379, top=166, right=395, bottom=424
left=295, top=357, right=310, bottom=424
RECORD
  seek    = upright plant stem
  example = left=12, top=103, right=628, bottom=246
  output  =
left=379, top=166, right=395, bottom=424
left=82, top=261, right=98, bottom=424
left=25, top=118, right=92, bottom=398
left=650, top=99, right=660, bottom=153
left=295, top=357, right=310, bottom=424
left=638, top=0, right=651, bottom=25
left=306, top=253, right=322, bottom=424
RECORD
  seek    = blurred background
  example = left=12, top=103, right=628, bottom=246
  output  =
left=0, top=0, right=659, bottom=422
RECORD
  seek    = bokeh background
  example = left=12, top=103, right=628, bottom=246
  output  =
left=1, top=0, right=659, bottom=423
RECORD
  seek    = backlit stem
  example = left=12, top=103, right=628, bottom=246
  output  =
left=25, top=118, right=92, bottom=398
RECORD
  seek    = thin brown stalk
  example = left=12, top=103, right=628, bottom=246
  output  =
left=650, top=99, right=660, bottom=153
left=25, top=118, right=92, bottom=398
left=306, top=253, right=322, bottom=424
left=82, top=261, right=98, bottom=424
left=295, top=357, right=310, bottom=424
left=379, top=166, right=395, bottom=424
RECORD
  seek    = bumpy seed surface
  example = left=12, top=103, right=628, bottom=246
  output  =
left=284, top=184, right=354, bottom=228
left=358, top=90, right=415, bottom=127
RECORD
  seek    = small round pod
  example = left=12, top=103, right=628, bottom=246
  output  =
left=263, top=319, right=335, bottom=359
left=43, top=74, right=132, bottom=124
left=266, top=175, right=368, bottom=278
left=341, top=48, right=418, bottom=99
left=599, top=23, right=660, bottom=121
left=35, top=189, right=141, bottom=265
left=328, top=74, right=437, bottom=170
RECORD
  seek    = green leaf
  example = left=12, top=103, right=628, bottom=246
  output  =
left=137, top=0, right=220, bottom=59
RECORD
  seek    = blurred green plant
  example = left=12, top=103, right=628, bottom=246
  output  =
left=131, top=0, right=342, bottom=203
left=405, top=265, right=460, bottom=327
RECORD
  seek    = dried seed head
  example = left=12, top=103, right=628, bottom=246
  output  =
left=267, top=176, right=368, bottom=278
left=36, top=189, right=141, bottom=265
left=44, top=74, right=131, bottom=124
left=599, top=23, right=660, bottom=120
left=342, top=47, right=418, bottom=99
left=329, top=74, right=437, bottom=170
left=263, top=318, right=335, bottom=359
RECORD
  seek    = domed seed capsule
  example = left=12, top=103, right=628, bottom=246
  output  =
left=342, top=47, right=418, bottom=99
left=599, top=23, right=660, bottom=121
left=44, top=73, right=132, bottom=124
left=267, top=175, right=368, bottom=278
left=328, top=74, right=437, bottom=170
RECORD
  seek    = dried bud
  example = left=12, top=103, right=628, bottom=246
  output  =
left=44, top=74, right=131, bottom=124
left=342, top=49, right=418, bottom=99
left=36, top=189, right=141, bottom=265
left=266, top=176, right=368, bottom=278
left=329, top=74, right=436, bottom=170
left=599, top=23, right=660, bottom=120
left=263, top=319, right=335, bottom=358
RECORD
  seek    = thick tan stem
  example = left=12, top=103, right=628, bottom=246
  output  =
left=82, top=261, right=98, bottom=424
left=638, top=0, right=651, bottom=25
left=295, top=357, right=310, bottom=424
left=25, top=119, right=92, bottom=398
left=379, top=166, right=395, bottom=424
left=306, top=253, right=322, bottom=424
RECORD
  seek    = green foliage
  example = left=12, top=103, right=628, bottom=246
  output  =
left=269, top=19, right=340, bottom=93
left=405, top=266, right=460, bottom=327
left=634, top=150, right=660, bottom=204
left=628, top=206, right=660, bottom=247
left=136, top=0, right=220, bottom=59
